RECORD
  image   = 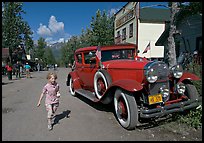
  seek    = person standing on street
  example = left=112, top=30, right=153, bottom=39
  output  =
left=19, top=63, right=23, bottom=78
left=2, top=61, right=6, bottom=75
left=37, top=72, right=61, bottom=130
left=24, top=62, right=31, bottom=78
left=15, top=61, right=21, bottom=78
left=37, top=63, right=40, bottom=72
left=5, top=62, right=13, bottom=80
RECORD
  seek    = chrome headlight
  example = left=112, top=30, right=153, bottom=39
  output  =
left=171, top=64, right=183, bottom=78
left=145, top=68, right=158, bottom=83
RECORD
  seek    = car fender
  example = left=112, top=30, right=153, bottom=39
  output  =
left=67, top=71, right=82, bottom=90
left=178, top=72, right=200, bottom=83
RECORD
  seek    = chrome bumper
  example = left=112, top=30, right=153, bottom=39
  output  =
left=140, top=97, right=202, bottom=118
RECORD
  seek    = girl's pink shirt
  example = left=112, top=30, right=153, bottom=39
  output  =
left=42, top=82, right=59, bottom=105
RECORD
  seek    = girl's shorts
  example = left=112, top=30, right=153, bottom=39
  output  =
left=45, top=103, right=59, bottom=118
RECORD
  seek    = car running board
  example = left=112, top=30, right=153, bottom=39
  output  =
left=75, top=89, right=99, bottom=102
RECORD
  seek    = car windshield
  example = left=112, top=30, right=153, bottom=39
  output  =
left=101, top=49, right=135, bottom=62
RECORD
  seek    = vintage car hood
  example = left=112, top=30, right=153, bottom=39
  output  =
left=103, top=59, right=149, bottom=70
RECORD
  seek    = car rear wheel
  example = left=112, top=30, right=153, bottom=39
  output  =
left=94, top=71, right=111, bottom=99
left=114, top=88, right=138, bottom=130
left=69, top=77, right=76, bottom=96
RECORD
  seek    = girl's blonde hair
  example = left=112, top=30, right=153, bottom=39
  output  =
left=46, top=72, right=57, bottom=79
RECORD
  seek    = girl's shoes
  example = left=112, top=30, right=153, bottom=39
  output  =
left=48, top=119, right=53, bottom=130
left=48, top=124, right=52, bottom=130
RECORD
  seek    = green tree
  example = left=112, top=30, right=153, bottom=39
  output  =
left=44, top=47, right=56, bottom=65
left=177, top=2, right=202, bottom=22
left=78, top=27, right=92, bottom=48
left=59, top=9, right=115, bottom=66
left=90, top=9, right=114, bottom=46
left=60, top=35, right=80, bottom=67
left=35, top=37, right=46, bottom=64
left=23, top=21, right=34, bottom=55
left=60, top=44, right=69, bottom=67
left=2, top=2, right=33, bottom=63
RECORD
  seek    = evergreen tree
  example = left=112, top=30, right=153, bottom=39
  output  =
left=90, top=10, right=114, bottom=46
left=59, top=9, right=115, bottom=65
left=60, top=43, right=69, bottom=67
left=2, top=2, right=33, bottom=63
left=35, top=37, right=46, bottom=64
left=44, top=48, right=56, bottom=65
left=23, top=21, right=34, bottom=55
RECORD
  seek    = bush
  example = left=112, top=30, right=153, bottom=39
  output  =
left=178, top=105, right=202, bottom=129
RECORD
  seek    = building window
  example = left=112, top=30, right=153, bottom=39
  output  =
left=116, top=9, right=135, bottom=28
left=122, top=28, right=126, bottom=40
left=129, top=23, right=133, bottom=38
left=115, top=31, right=121, bottom=44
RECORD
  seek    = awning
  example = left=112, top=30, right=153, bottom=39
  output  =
left=2, top=48, right=9, bottom=58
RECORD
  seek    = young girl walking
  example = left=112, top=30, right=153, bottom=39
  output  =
left=37, top=72, right=61, bottom=130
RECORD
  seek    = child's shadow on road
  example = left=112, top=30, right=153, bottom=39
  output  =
left=53, top=110, right=71, bottom=126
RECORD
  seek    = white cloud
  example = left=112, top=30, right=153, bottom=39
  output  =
left=48, top=15, right=64, bottom=33
left=37, top=15, right=71, bottom=45
left=37, top=23, right=52, bottom=36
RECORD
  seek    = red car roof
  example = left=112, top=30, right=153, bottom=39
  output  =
left=75, top=43, right=137, bottom=53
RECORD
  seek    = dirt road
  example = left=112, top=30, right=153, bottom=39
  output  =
left=2, top=68, right=202, bottom=141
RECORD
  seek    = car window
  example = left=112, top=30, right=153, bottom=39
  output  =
left=84, top=51, right=96, bottom=64
left=102, top=49, right=134, bottom=62
left=76, top=53, right=82, bottom=64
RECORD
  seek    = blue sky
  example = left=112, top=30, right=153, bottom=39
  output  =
left=21, top=2, right=168, bottom=45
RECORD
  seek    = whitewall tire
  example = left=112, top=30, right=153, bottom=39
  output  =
left=94, top=71, right=109, bottom=99
left=114, top=88, right=138, bottom=130
left=69, top=77, right=76, bottom=96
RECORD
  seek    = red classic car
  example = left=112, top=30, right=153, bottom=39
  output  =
left=66, top=43, right=201, bottom=130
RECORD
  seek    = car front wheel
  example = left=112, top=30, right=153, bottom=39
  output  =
left=185, top=83, right=199, bottom=100
left=114, top=88, right=138, bottom=130
left=69, top=77, right=76, bottom=96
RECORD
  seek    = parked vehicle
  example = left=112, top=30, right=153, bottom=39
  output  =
left=66, top=44, right=201, bottom=130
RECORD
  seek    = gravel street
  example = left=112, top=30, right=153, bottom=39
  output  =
left=2, top=67, right=202, bottom=141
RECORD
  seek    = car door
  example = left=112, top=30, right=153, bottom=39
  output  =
left=78, top=50, right=97, bottom=90
left=75, top=53, right=84, bottom=85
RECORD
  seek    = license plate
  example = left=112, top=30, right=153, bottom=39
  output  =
left=148, top=94, right=163, bottom=105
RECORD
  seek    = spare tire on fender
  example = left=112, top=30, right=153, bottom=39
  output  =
left=94, top=70, right=112, bottom=99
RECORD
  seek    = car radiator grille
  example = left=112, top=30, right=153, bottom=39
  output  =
left=149, top=81, right=169, bottom=95
left=149, top=62, right=170, bottom=95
